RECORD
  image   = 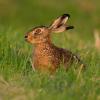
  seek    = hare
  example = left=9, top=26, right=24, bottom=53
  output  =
left=25, top=14, right=84, bottom=72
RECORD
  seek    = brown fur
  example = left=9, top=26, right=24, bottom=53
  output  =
left=25, top=14, right=84, bottom=72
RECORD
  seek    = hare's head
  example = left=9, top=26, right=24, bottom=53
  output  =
left=25, top=14, right=74, bottom=44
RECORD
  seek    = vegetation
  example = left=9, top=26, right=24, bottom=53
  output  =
left=0, top=0, right=100, bottom=100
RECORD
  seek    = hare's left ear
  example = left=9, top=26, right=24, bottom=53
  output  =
left=49, top=14, right=74, bottom=33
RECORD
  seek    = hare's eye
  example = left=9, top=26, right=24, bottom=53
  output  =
left=34, top=29, right=41, bottom=35
left=36, top=29, right=41, bottom=33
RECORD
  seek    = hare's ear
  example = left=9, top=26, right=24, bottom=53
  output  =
left=49, top=14, right=74, bottom=33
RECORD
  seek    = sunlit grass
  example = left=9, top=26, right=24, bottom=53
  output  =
left=0, top=28, right=100, bottom=100
left=0, top=0, right=100, bottom=100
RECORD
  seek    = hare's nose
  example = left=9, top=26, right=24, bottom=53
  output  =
left=25, top=35, right=28, bottom=38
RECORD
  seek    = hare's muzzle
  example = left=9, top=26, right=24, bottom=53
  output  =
left=25, top=35, right=28, bottom=41
left=25, top=35, right=28, bottom=38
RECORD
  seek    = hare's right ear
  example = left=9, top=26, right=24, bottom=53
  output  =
left=49, top=14, right=74, bottom=33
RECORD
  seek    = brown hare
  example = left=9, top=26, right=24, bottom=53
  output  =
left=25, top=14, right=84, bottom=72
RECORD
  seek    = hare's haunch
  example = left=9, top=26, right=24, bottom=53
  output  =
left=25, top=14, right=84, bottom=72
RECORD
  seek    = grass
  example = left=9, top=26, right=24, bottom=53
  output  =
left=0, top=0, right=100, bottom=100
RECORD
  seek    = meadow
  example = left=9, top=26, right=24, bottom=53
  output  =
left=0, top=0, right=100, bottom=100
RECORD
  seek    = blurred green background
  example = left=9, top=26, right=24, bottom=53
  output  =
left=0, top=0, right=100, bottom=100
left=0, top=0, right=100, bottom=33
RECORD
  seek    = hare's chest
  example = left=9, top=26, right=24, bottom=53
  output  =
left=33, top=48, right=61, bottom=69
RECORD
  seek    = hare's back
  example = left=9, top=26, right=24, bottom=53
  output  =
left=58, top=48, right=74, bottom=64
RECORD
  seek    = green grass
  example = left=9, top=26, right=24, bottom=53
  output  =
left=0, top=0, right=100, bottom=100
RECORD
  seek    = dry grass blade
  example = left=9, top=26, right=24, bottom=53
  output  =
left=94, top=30, right=100, bottom=51
left=76, top=64, right=84, bottom=80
